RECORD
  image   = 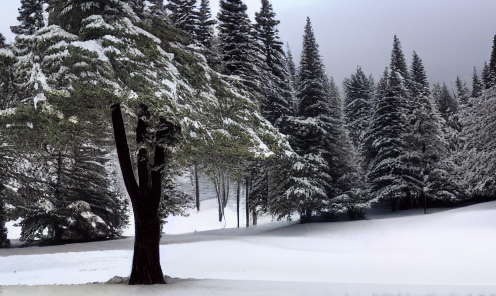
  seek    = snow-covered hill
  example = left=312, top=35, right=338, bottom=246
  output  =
left=1, top=201, right=496, bottom=295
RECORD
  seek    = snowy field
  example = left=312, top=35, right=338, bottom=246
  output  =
left=1, top=200, right=496, bottom=295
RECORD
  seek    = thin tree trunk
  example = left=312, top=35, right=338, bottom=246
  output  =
left=252, top=209, right=257, bottom=226
left=245, top=176, right=250, bottom=228
left=236, top=181, right=240, bottom=228
left=112, top=103, right=179, bottom=285
left=194, top=164, right=200, bottom=212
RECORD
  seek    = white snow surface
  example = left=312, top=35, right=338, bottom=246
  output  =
left=1, top=201, right=496, bottom=295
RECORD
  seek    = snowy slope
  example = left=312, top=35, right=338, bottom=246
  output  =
left=1, top=201, right=496, bottom=295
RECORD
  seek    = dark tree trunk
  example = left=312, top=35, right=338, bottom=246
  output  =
left=236, top=181, right=240, bottom=228
left=245, top=176, right=250, bottom=228
left=252, top=209, right=257, bottom=226
left=194, top=164, right=200, bottom=212
left=391, top=198, right=399, bottom=212
left=0, top=186, right=10, bottom=248
left=111, top=103, right=180, bottom=285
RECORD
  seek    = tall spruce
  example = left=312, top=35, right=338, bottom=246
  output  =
left=0, top=34, right=16, bottom=109
left=456, top=76, right=470, bottom=106
left=472, top=67, right=483, bottom=98
left=166, top=0, right=198, bottom=40
left=217, top=0, right=255, bottom=79
left=482, top=62, right=493, bottom=89
left=344, top=66, right=373, bottom=149
left=255, top=0, right=292, bottom=127
left=490, top=34, right=496, bottom=83
left=366, top=36, right=411, bottom=211
left=196, top=0, right=216, bottom=48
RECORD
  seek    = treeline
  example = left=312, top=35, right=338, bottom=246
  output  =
left=1, top=0, right=496, bottom=248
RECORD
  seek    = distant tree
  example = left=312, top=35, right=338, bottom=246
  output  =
left=472, top=67, right=483, bottom=98
left=490, top=34, right=496, bottom=83
left=196, top=0, right=216, bottom=48
left=434, top=82, right=458, bottom=119
left=344, top=66, right=373, bottom=149
left=482, top=62, right=493, bottom=89
left=455, top=76, right=470, bottom=106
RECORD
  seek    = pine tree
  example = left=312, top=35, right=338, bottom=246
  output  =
left=344, top=66, right=373, bottom=149
left=0, top=33, right=16, bottom=109
left=482, top=62, right=493, bottom=89
left=196, top=0, right=216, bottom=48
left=434, top=82, right=458, bottom=119
left=472, top=67, right=483, bottom=98
left=217, top=0, right=254, bottom=78
left=455, top=76, right=470, bottom=106
left=490, top=34, right=496, bottom=83
left=166, top=0, right=198, bottom=40
left=366, top=36, right=411, bottom=211
left=10, top=0, right=45, bottom=36
left=255, top=0, right=292, bottom=127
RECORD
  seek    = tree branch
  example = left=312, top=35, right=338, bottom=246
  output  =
left=111, top=103, right=139, bottom=203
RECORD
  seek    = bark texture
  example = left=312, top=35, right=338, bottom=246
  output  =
left=111, top=103, right=180, bottom=285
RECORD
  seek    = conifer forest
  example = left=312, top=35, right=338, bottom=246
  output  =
left=1, top=0, right=496, bottom=291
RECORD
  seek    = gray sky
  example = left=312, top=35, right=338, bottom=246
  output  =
left=1, top=0, right=495, bottom=90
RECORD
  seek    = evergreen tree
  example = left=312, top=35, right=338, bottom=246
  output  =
left=166, top=0, right=198, bottom=40
left=255, top=0, right=292, bottom=127
left=366, top=36, right=411, bottom=211
left=196, top=0, right=216, bottom=48
left=217, top=0, right=254, bottom=78
left=455, top=76, right=470, bottom=106
left=482, top=62, right=493, bottom=89
left=472, top=67, right=483, bottom=98
left=10, top=0, right=45, bottom=36
left=490, top=34, right=496, bottom=83
left=0, top=34, right=16, bottom=109
left=390, top=35, right=409, bottom=83
left=434, top=82, right=458, bottom=119
left=344, top=66, right=373, bottom=149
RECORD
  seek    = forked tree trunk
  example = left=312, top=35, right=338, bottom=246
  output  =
left=111, top=103, right=180, bottom=285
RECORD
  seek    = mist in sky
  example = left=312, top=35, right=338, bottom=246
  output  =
left=1, top=0, right=495, bottom=88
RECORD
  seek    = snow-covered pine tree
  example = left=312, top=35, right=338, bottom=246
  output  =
left=0, top=34, right=16, bottom=109
left=255, top=0, right=292, bottom=127
left=434, top=82, right=458, bottom=120
left=217, top=0, right=258, bottom=85
left=406, top=51, right=455, bottom=207
left=286, top=43, right=297, bottom=92
left=471, top=67, right=483, bottom=98
left=490, top=34, right=496, bottom=83
left=10, top=0, right=48, bottom=108
left=344, top=66, right=373, bottom=150
left=11, top=0, right=45, bottom=36
left=196, top=0, right=216, bottom=48
left=166, top=0, right=198, bottom=41
left=459, top=85, right=496, bottom=198
left=366, top=36, right=411, bottom=211
left=3, top=0, right=291, bottom=283
left=456, top=76, right=471, bottom=107
left=326, top=77, right=370, bottom=218
left=482, top=62, right=493, bottom=89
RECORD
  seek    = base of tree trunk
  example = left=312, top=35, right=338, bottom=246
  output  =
left=129, top=217, right=166, bottom=285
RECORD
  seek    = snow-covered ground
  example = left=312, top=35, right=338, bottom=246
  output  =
left=1, top=201, right=496, bottom=295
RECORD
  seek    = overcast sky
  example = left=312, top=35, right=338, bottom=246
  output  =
left=1, top=0, right=495, bottom=90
